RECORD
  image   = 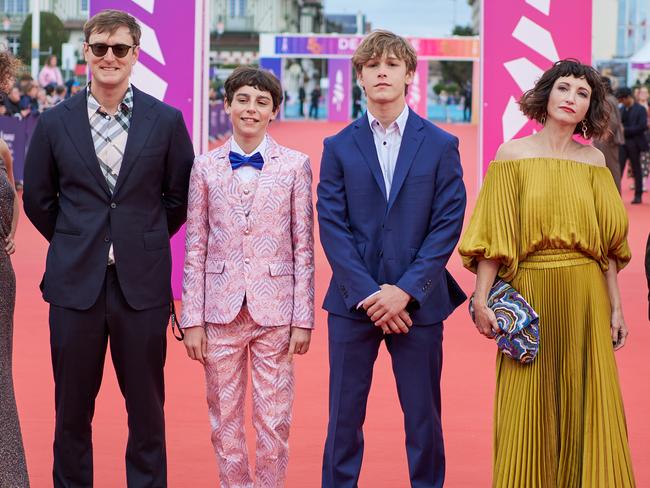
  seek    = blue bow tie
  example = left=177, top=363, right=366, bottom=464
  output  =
left=229, top=151, right=264, bottom=171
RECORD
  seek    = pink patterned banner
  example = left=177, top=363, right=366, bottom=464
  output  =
left=327, top=58, right=352, bottom=122
left=406, top=60, right=428, bottom=118
left=481, top=0, right=592, bottom=175
left=270, top=34, right=478, bottom=60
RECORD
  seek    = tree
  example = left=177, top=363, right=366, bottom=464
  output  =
left=19, top=12, right=68, bottom=66
left=439, top=25, right=476, bottom=90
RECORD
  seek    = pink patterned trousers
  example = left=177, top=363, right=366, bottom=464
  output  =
left=204, top=305, right=294, bottom=488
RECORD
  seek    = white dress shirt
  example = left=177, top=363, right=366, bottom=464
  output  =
left=230, top=136, right=267, bottom=183
left=358, top=104, right=410, bottom=308
left=367, top=103, right=409, bottom=196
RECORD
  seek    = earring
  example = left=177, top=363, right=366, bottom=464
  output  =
left=581, top=119, right=588, bottom=139
left=540, top=113, right=546, bottom=125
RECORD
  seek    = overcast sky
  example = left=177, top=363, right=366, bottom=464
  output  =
left=324, top=0, right=474, bottom=37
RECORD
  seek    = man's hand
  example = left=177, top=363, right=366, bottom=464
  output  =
left=183, top=326, right=207, bottom=365
left=288, top=327, right=312, bottom=360
left=363, top=284, right=412, bottom=333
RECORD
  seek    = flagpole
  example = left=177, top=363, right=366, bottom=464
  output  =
left=31, top=0, right=40, bottom=79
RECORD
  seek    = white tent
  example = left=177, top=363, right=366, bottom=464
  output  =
left=630, top=41, right=650, bottom=69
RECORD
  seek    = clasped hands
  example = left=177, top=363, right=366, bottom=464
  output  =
left=362, top=284, right=413, bottom=334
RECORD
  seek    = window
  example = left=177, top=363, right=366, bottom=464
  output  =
left=80, top=0, right=88, bottom=12
left=0, top=0, right=29, bottom=14
left=229, top=0, right=246, bottom=18
left=6, top=36, right=20, bottom=55
left=0, top=0, right=29, bottom=15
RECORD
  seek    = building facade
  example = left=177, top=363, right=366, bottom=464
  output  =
left=211, top=0, right=324, bottom=66
left=616, top=0, right=650, bottom=58
left=0, top=0, right=88, bottom=64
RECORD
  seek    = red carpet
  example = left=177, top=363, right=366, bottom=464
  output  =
left=12, top=121, right=650, bottom=486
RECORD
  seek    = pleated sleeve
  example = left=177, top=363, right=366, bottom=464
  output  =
left=592, top=169, right=631, bottom=271
left=458, top=160, right=520, bottom=281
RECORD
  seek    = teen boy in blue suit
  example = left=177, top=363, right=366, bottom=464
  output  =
left=317, top=30, right=467, bottom=488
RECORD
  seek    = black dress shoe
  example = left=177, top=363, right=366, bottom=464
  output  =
left=632, top=197, right=642, bottom=204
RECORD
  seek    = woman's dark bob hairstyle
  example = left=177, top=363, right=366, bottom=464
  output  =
left=518, top=59, right=608, bottom=139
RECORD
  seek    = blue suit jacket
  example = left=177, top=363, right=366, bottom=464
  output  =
left=23, top=86, right=194, bottom=311
left=317, top=109, right=467, bottom=324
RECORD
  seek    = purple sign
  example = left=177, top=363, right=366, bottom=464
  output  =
left=327, top=59, right=351, bottom=122
left=275, top=35, right=363, bottom=56
left=0, top=116, right=26, bottom=181
left=91, top=0, right=208, bottom=298
left=209, top=102, right=232, bottom=141
left=260, top=57, right=283, bottom=120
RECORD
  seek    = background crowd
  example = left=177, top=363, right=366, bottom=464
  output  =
left=1, top=54, right=81, bottom=120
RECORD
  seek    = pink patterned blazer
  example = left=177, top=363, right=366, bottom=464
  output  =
left=180, top=136, right=315, bottom=329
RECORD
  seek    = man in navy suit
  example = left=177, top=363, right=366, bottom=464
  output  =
left=617, top=86, right=647, bottom=204
left=23, top=10, right=194, bottom=487
left=317, top=30, right=467, bottom=488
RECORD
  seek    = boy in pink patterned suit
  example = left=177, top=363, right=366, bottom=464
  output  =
left=180, top=67, right=314, bottom=487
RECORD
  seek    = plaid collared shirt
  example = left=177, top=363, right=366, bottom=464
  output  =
left=87, top=84, right=133, bottom=264
left=87, top=84, right=133, bottom=192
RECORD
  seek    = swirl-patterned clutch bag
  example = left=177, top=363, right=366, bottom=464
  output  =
left=469, top=280, right=539, bottom=364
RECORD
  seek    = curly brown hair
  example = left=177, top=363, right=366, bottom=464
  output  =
left=518, top=59, right=608, bottom=139
left=0, top=50, right=22, bottom=94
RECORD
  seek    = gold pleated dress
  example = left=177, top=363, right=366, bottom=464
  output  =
left=458, top=158, right=635, bottom=488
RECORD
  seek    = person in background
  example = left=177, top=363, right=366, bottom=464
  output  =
left=38, top=54, right=64, bottom=89
left=617, top=86, right=647, bottom=204
left=69, top=80, right=81, bottom=98
left=0, top=48, right=30, bottom=488
left=19, top=82, right=39, bottom=117
left=593, top=76, right=624, bottom=193
left=298, top=83, right=306, bottom=117
left=352, top=81, right=363, bottom=119
left=3, top=86, right=22, bottom=117
left=636, top=85, right=650, bottom=193
left=462, top=80, right=472, bottom=122
left=37, top=86, right=51, bottom=111
left=309, top=82, right=321, bottom=119
left=52, top=85, right=66, bottom=105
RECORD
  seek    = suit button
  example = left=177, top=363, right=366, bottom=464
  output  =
left=379, top=250, right=383, bottom=257
left=244, top=210, right=250, bottom=217
left=244, top=258, right=250, bottom=264
left=244, top=229, right=250, bottom=235
left=104, top=236, right=110, bottom=243
left=110, top=202, right=117, bottom=209
left=243, top=188, right=250, bottom=195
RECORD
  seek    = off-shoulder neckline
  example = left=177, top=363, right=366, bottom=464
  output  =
left=491, top=157, right=608, bottom=169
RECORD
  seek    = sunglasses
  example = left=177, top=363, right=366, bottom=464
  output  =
left=87, top=43, right=137, bottom=58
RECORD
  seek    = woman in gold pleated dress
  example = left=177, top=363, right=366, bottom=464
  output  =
left=459, top=59, right=635, bottom=487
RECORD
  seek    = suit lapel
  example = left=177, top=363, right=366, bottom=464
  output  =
left=62, top=89, right=110, bottom=197
left=352, top=115, right=388, bottom=200
left=248, top=136, right=281, bottom=226
left=113, top=86, right=159, bottom=196
left=387, top=110, right=424, bottom=212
